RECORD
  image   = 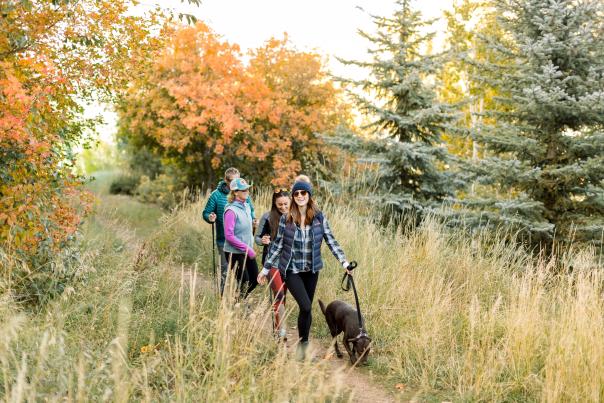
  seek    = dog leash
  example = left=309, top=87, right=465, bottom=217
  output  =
left=340, top=261, right=369, bottom=338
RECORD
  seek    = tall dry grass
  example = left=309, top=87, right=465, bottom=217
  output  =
left=1, top=175, right=603, bottom=401
left=311, top=191, right=604, bottom=402
left=0, top=176, right=351, bottom=402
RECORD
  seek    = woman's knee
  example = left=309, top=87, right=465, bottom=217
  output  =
left=299, top=302, right=312, bottom=315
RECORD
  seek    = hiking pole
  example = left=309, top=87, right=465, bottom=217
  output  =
left=269, top=285, right=276, bottom=335
left=340, top=261, right=368, bottom=337
left=211, top=222, right=218, bottom=296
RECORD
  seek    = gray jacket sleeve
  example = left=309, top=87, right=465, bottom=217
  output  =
left=254, top=212, right=270, bottom=246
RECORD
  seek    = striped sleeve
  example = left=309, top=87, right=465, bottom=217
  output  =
left=322, top=216, right=347, bottom=264
left=263, top=216, right=286, bottom=271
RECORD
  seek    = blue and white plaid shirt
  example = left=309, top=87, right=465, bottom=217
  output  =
left=263, top=214, right=346, bottom=273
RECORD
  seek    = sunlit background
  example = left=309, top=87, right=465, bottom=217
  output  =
left=89, top=0, right=453, bottom=143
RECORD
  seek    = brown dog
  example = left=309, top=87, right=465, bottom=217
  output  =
left=318, top=299, right=371, bottom=365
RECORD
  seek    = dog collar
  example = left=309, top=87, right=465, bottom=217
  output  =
left=348, top=330, right=370, bottom=343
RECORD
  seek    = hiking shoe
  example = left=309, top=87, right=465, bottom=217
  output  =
left=295, top=341, right=309, bottom=361
left=277, top=328, right=287, bottom=342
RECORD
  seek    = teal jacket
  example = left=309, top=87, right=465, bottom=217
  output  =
left=202, top=180, right=255, bottom=247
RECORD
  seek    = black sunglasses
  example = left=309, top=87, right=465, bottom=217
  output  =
left=293, top=190, right=308, bottom=197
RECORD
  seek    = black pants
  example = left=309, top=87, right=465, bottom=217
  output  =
left=285, top=271, right=319, bottom=342
left=226, top=253, right=259, bottom=298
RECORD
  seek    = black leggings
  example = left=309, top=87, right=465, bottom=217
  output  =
left=226, top=253, right=259, bottom=298
left=284, top=271, right=319, bottom=342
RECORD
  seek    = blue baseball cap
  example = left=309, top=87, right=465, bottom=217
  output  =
left=230, top=177, right=252, bottom=191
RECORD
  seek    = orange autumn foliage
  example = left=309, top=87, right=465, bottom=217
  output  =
left=119, top=22, right=347, bottom=187
left=0, top=65, right=92, bottom=255
left=1, top=1, right=169, bottom=301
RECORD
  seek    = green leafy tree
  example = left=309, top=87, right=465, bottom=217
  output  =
left=460, top=0, right=604, bottom=248
left=439, top=0, right=507, bottom=161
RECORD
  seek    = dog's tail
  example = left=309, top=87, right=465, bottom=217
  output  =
left=318, top=299, right=327, bottom=316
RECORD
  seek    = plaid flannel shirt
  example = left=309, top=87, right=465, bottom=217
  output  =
left=263, top=214, right=346, bottom=273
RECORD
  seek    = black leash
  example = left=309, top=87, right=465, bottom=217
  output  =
left=340, top=261, right=368, bottom=337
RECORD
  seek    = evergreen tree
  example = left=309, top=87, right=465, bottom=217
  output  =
left=335, top=0, right=461, bottom=218
left=461, top=0, right=604, bottom=248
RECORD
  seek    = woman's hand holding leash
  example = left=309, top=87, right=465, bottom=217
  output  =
left=343, top=261, right=355, bottom=276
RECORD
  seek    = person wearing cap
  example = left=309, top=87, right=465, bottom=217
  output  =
left=223, top=177, right=259, bottom=299
left=257, top=178, right=352, bottom=360
left=203, top=167, right=256, bottom=295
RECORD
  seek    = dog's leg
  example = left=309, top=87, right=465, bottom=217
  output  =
left=325, top=315, right=342, bottom=357
left=333, top=338, right=343, bottom=358
left=343, top=339, right=356, bottom=364
left=326, top=315, right=339, bottom=337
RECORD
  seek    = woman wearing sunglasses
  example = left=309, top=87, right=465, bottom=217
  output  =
left=254, top=188, right=291, bottom=341
left=257, top=178, right=352, bottom=360
left=223, top=177, right=259, bottom=299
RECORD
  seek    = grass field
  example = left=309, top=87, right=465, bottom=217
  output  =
left=1, top=171, right=603, bottom=401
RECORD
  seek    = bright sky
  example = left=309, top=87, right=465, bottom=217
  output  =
left=176, top=0, right=453, bottom=78
left=92, top=0, right=454, bottom=143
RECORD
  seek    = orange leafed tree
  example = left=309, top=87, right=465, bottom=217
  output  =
left=0, top=65, right=90, bottom=256
left=119, top=22, right=347, bottom=187
left=247, top=35, right=347, bottom=185
left=1, top=0, right=168, bottom=302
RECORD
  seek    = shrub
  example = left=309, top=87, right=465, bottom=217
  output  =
left=109, top=175, right=140, bottom=195
left=1, top=242, right=84, bottom=305
left=127, top=145, right=163, bottom=180
left=135, top=174, right=184, bottom=210
left=77, top=140, right=121, bottom=174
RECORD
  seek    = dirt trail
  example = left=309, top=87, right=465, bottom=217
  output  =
left=312, top=344, right=397, bottom=402
left=283, top=328, right=417, bottom=403
left=176, top=264, right=412, bottom=402
left=180, top=266, right=409, bottom=402
left=183, top=270, right=410, bottom=403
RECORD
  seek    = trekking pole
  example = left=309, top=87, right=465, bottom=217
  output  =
left=211, top=222, right=218, bottom=295
left=340, top=261, right=368, bottom=336
left=269, top=284, right=276, bottom=335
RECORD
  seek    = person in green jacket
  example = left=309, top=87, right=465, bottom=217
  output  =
left=202, top=167, right=256, bottom=294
